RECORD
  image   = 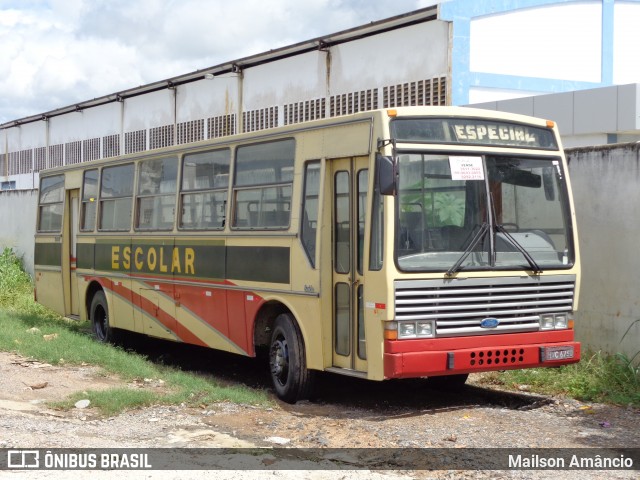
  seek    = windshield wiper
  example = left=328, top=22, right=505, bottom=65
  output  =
left=495, top=224, right=543, bottom=274
left=446, top=223, right=490, bottom=277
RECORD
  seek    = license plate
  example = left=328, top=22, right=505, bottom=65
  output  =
left=544, top=346, right=574, bottom=361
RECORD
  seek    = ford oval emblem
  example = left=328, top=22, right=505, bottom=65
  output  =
left=480, top=317, right=500, bottom=329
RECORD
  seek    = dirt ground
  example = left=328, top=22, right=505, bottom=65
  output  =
left=0, top=350, right=639, bottom=479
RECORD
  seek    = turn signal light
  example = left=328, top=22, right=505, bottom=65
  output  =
left=384, top=330, right=398, bottom=340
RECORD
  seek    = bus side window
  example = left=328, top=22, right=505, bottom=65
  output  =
left=38, top=175, right=65, bottom=232
left=99, top=163, right=134, bottom=231
left=232, top=139, right=295, bottom=230
left=136, top=156, right=178, bottom=231
left=301, top=161, right=320, bottom=267
left=180, top=148, right=230, bottom=230
left=81, top=169, right=99, bottom=231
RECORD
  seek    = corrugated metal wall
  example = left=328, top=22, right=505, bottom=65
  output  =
left=0, top=18, right=450, bottom=190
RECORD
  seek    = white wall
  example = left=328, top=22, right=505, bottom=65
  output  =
left=567, top=144, right=640, bottom=361
left=470, top=2, right=602, bottom=82
left=0, top=189, right=37, bottom=275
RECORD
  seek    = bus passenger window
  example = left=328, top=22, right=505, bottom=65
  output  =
left=81, top=169, right=99, bottom=231
left=301, top=161, right=320, bottom=266
left=232, top=139, right=295, bottom=229
left=180, top=149, right=230, bottom=230
left=136, top=157, right=178, bottom=231
left=99, top=164, right=134, bottom=231
left=38, top=175, right=65, bottom=232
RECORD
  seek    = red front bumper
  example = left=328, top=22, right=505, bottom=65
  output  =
left=384, top=330, right=580, bottom=379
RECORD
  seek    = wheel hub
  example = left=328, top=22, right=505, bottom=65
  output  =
left=270, top=338, right=289, bottom=383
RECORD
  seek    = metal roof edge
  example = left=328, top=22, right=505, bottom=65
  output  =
left=0, top=6, right=438, bottom=130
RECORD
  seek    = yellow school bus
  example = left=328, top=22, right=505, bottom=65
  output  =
left=34, top=107, right=580, bottom=402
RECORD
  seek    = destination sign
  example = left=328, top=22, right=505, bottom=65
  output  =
left=391, top=118, right=558, bottom=149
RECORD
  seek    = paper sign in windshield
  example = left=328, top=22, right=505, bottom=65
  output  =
left=449, top=156, right=484, bottom=180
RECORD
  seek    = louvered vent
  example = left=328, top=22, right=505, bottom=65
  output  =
left=83, top=138, right=100, bottom=162
left=150, top=124, right=175, bottom=149
left=103, top=134, right=120, bottom=158
left=48, top=144, right=64, bottom=168
left=242, top=107, right=278, bottom=133
left=177, top=119, right=205, bottom=144
left=8, top=150, right=32, bottom=174
left=208, top=114, right=236, bottom=138
left=383, top=76, right=448, bottom=108
left=65, top=141, right=82, bottom=165
left=34, top=147, right=46, bottom=172
left=125, top=130, right=146, bottom=154
left=395, top=275, right=575, bottom=337
left=284, top=98, right=326, bottom=125
left=330, top=89, right=378, bottom=117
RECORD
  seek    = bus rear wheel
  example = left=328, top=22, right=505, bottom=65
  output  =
left=90, top=291, right=118, bottom=344
left=269, top=313, right=314, bottom=403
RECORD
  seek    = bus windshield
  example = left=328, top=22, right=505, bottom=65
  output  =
left=396, top=153, right=573, bottom=272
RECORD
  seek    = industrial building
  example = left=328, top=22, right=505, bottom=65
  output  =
left=1, top=0, right=639, bottom=359
left=3, top=0, right=640, bottom=190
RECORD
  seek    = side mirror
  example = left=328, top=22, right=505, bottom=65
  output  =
left=376, top=154, right=396, bottom=196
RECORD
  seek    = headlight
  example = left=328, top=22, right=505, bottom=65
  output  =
left=554, top=314, right=568, bottom=329
left=540, top=314, right=569, bottom=330
left=417, top=321, right=433, bottom=336
left=540, top=315, right=555, bottom=330
left=399, top=322, right=416, bottom=338
left=397, top=321, right=434, bottom=339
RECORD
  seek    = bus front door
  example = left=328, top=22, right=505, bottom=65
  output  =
left=331, top=157, right=368, bottom=373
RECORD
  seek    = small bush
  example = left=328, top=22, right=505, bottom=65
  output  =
left=479, top=351, right=640, bottom=407
left=0, top=247, right=58, bottom=318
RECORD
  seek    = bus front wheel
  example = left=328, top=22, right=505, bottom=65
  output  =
left=269, top=313, right=314, bottom=403
left=90, top=291, right=117, bottom=344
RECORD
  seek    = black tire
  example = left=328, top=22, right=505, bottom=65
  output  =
left=426, top=373, right=469, bottom=390
left=90, top=291, right=118, bottom=344
left=269, top=313, right=314, bottom=403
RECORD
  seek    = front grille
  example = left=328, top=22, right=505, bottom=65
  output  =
left=394, top=275, right=576, bottom=337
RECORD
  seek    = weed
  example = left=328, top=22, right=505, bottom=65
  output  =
left=479, top=351, right=640, bottom=407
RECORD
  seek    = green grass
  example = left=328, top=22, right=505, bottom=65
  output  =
left=0, top=247, right=272, bottom=415
left=478, top=352, right=640, bottom=407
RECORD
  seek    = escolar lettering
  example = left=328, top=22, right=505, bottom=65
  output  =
left=111, top=246, right=195, bottom=275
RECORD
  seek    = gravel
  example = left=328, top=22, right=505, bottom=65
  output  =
left=0, top=351, right=638, bottom=479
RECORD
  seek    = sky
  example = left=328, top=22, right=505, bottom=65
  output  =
left=0, top=0, right=437, bottom=124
